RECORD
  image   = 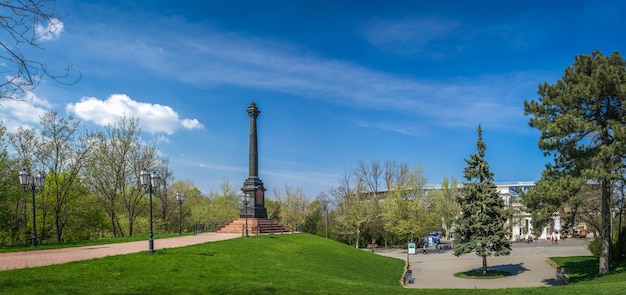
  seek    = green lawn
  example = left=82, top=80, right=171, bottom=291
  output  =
left=0, top=234, right=626, bottom=294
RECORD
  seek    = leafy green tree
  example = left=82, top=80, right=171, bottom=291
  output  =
left=206, top=179, right=239, bottom=231
left=172, top=179, right=209, bottom=231
left=522, top=173, right=586, bottom=237
left=8, top=126, right=46, bottom=244
left=331, top=170, right=374, bottom=248
left=356, top=160, right=386, bottom=244
left=274, top=185, right=310, bottom=231
left=317, top=192, right=331, bottom=239
left=379, top=165, right=436, bottom=242
left=433, top=177, right=461, bottom=240
left=38, top=111, right=97, bottom=242
left=524, top=50, right=626, bottom=274
left=153, top=158, right=175, bottom=232
left=84, top=116, right=159, bottom=237
left=0, top=122, right=27, bottom=244
left=454, top=125, right=511, bottom=276
left=266, top=199, right=282, bottom=222
left=59, top=177, right=109, bottom=241
left=302, top=199, right=323, bottom=235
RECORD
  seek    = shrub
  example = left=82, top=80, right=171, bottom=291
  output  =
left=588, top=237, right=601, bottom=258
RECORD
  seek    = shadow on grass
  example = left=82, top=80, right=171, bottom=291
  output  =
left=550, top=256, right=626, bottom=285
left=485, top=263, right=529, bottom=276
left=550, top=256, right=598, bottom=284
left=456, top=263, right=528, bottom=279
left=541, top=277, right=564, bottom=286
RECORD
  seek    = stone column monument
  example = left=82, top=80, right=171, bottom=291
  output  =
left=241, top=100, right=267, bottom=218
left=217, top=101, right=288, bottom=234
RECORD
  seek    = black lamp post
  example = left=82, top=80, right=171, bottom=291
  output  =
left=140, top=169, right=159, bottom=253
left=242, top=192, right=250, bottom=237
left=176, top=192, right=184, bottom=235
left=18, top=170, right=45, bottom=247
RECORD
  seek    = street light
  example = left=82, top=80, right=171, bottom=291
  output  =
left=176, top=192, right=184, bottom=235
left=18, top=169, right=45, bottom=247
left=140, top=169, right=159, bottom=253
left=241, top=192, right=250, bottom=237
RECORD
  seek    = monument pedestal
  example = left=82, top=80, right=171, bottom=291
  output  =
left=217, top=218, right=290, bottom=235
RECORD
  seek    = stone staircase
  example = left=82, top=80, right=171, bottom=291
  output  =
left=217, top=218, right=290, bottom=235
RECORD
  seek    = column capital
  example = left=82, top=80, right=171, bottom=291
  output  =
left=247, top=101, right=260, bottom=118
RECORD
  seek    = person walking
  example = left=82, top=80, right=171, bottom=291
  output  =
left=554, top=233, right=558, bottom=245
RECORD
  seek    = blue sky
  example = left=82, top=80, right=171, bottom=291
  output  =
left=2, top=0, right=625, bottom=198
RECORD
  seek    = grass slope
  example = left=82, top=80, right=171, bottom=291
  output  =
left=2, top=234, right=626, bottom=294
left=0, top=234, right=407, bottom=295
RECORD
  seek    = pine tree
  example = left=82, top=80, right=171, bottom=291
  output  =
left=453, top=125, right=511, bottom=276
left=524, top=50, right=626, bottom=274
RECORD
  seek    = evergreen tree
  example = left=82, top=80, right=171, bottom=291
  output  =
left=453, top=125, right=511, bottom=276
left=524, top=50, right=626, bottom=274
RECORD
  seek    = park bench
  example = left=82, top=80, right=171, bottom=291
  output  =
left=367, top=244, right=378, bottom=252
left=556, top=267, right=569, bottom=285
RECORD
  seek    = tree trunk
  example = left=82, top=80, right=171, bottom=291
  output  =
left=110, top=213, right=117, bottom=238
left=600, top=179, right=611, bottom=274
left=55, top=214, right=62, bottom=242
left=618, top=206, right=623, bottom=259
left=482, top=255, right=488, bottom=276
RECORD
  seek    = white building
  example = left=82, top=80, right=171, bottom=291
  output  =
left=425, top=181, right=562, bottom=241
left=496, top=182, right=560, bottom=241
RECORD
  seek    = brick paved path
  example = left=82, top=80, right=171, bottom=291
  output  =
left=0, top=232, right=241, bottom=271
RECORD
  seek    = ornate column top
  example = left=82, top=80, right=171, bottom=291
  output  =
left=247, top=101, right=260, bottom=118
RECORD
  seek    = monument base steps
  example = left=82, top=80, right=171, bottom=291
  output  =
left=217, top=218, right=290, bottom=235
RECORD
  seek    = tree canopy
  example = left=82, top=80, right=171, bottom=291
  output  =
left=524, top=50, right=626, bottom=274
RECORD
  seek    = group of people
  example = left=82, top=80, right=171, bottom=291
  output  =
left=551, top=233, right=559, bottom=245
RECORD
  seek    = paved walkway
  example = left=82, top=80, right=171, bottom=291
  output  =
left=0, top=232, right=241, bottom=271
left=372, top=239, right=591, bottom=289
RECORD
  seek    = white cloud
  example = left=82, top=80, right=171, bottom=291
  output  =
left=181, top=118, right=203, bottom=129
left=35, top=18, right=64, bottom=41
left=0, top=93, right=52, bottom=131
left=65, top=94, right=204, bottom=134
left=156, top=135, right=170, bottom=143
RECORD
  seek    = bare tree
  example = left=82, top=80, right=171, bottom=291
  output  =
left=0, top=0, right=81, bottom=100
